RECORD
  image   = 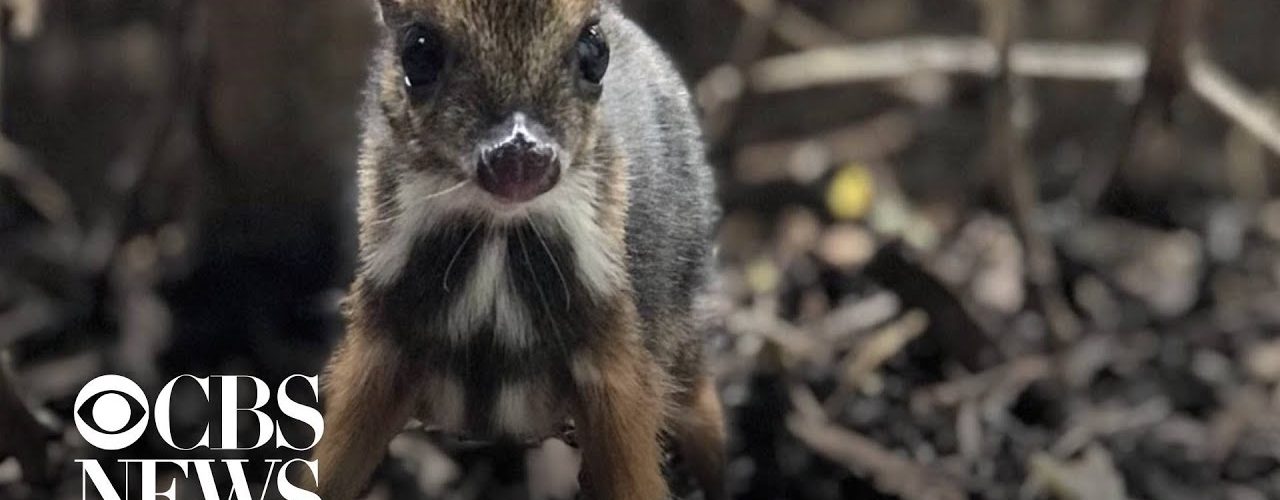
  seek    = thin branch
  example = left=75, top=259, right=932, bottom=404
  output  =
left=748, top=37, right=1147, bottom=93
left=982, top=0, right=1081, bottom=344
left=768, top=3, right=845, bottom=49
left=1013, top=41, right=1148, bottom=82
left=1074, top=0, right=1207, bottom=210
left=728, top=0, right=844, bottom=50
left=1187, top=48, right=1280, bottom=159
left=699, top=0, right=781, bottom=146
left=81, top=0, right=206, bottom=273
left=0, top=140, right=76, bottom=231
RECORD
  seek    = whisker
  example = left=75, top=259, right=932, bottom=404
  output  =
left=366, top=178, right=468, bottom=225
left=517, top=229, right=572, bottom=363
left=526, top=216, right=572, bottom=311
left=442, top=224, right=481, bottom=293
left=516, top=230, right=547, bottom=314
left=420, top=179, right=470, bottom=202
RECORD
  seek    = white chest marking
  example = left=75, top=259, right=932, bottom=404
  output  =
left=493, top=381, right=551, bottom=437
left=446, top=237, right=534, bottom=349
left=424, top=376, right=466, bottom=432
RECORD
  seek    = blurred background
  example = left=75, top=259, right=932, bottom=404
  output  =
left=2, top=0, right=1279, bottom=499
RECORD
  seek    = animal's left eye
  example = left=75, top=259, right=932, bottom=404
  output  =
left=575, top=23, right=609, bottom=86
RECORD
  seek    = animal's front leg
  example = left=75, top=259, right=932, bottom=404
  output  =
left=310, top=331, right=416, bottom=500
left=571, top=311, right=669, bottom=500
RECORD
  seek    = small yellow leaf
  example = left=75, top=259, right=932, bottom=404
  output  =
left=745, top=258, right=780, bottom=294
left=827, top=164, right=875, bottom=220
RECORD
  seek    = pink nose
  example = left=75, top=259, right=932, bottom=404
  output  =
left=477, top=132, right=560, bottom=203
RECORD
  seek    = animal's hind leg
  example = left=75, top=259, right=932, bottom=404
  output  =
left=670, top=374, right=727, bottom=500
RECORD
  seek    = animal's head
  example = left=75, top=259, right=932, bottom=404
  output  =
left=372, top=0, right=612, bottom=210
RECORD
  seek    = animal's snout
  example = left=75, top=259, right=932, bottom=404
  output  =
left=476, top=114, right=561, bottom=203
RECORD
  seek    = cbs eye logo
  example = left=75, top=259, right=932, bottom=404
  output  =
left=74, top=375, right=149, bottom=451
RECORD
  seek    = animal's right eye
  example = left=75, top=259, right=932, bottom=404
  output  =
left=401, top=24, right=446, bottom=91
left=575, top=23, right=609, bottom=87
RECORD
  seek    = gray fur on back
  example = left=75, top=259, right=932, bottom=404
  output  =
left=600, top=9, right=718, bottom=372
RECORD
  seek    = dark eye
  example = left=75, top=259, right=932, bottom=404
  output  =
left=575, top=23, right=609, bottom=86
left=401, top=24, right=446, bottom=91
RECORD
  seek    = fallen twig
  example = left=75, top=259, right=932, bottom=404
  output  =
left=824, top=310, right=929, bottom=416
left=725, top=306, right=829, bottom=364
left=1050, top=398, right=1173, bottom=458
left=912, top=355, right=1051, bottom=412
left=789, top=385, right=968, bottom=500
left=1024, top=446, right=1129, bottom=500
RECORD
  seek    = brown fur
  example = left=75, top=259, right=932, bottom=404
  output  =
left=311, top=315, right=417, bottom=500
left=672, top=376, right=728, bottom=500
left=572, top=295, right=670, bottom=500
